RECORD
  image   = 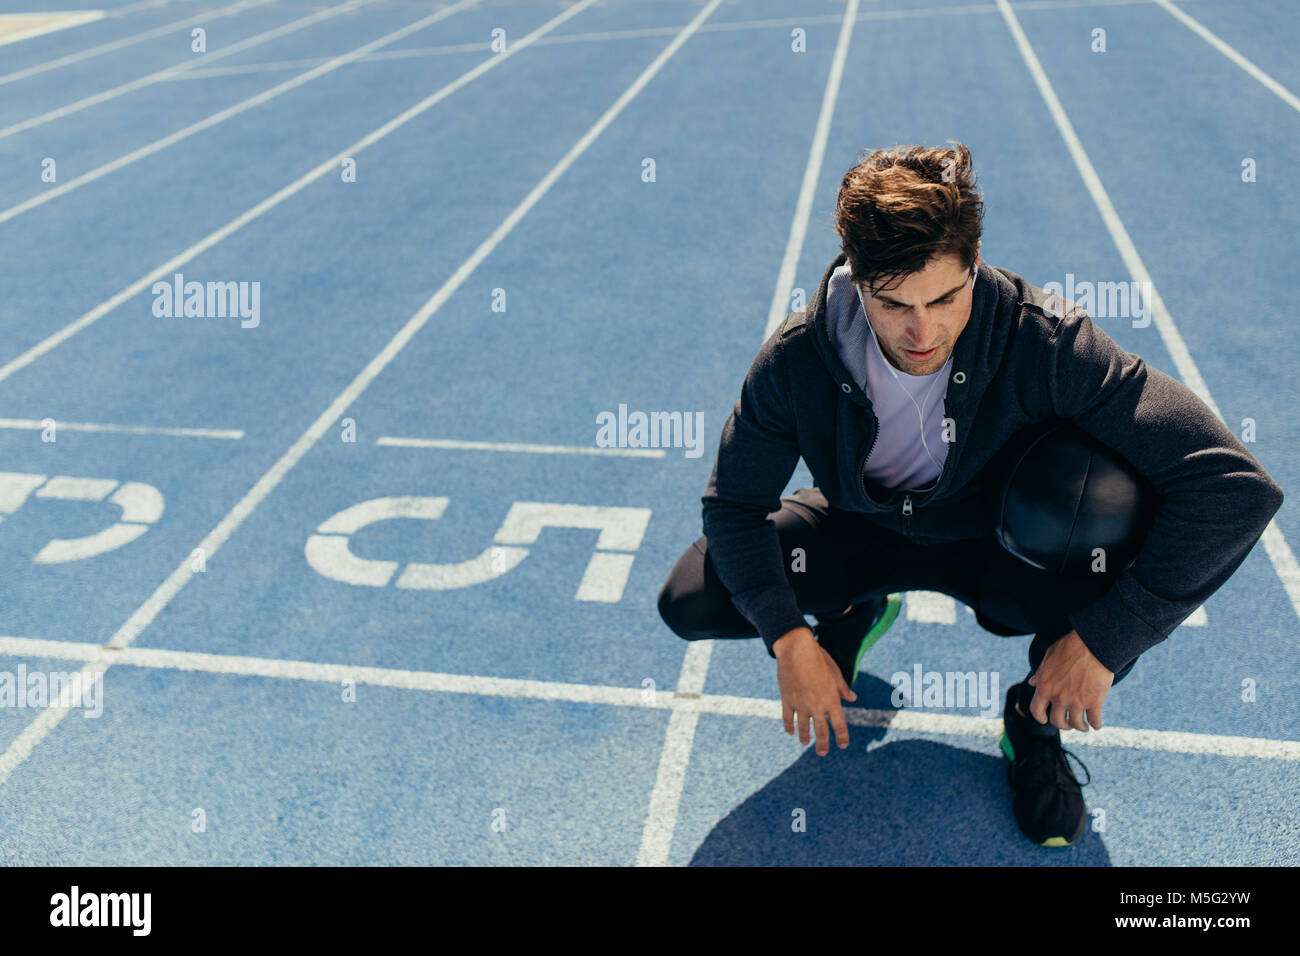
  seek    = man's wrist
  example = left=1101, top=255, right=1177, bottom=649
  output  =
left=773, top=626, right=815, bottom=658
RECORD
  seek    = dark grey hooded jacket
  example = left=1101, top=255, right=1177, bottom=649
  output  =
left=701, top=252, right=1284, bottom=674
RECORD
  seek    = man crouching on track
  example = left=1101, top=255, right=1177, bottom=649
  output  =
left=656, top=142, right=1284, bottom=847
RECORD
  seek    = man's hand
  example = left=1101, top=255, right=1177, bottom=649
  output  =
left=1026, top=629, right=1114, bottom=732
left=774, top=626, right=856, bottom=755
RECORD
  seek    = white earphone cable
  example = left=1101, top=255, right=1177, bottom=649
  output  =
left=855, top=285, right=953, bottom=474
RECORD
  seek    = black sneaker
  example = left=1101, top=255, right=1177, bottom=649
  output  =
left=814, top=594, right=901, bottom=688
left=1000, top=683, right=1092, bottom=847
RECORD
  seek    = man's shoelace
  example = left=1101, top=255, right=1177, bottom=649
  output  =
left=1016, top=739, right=1092, bottom=791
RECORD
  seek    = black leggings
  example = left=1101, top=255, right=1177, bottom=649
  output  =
left=657, top=487, right=1137, bottom=685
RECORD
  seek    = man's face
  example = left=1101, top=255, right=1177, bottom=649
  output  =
left=856, top=252, right=978, bottom=376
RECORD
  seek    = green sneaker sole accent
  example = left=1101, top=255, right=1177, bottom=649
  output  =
left=999, top=731, right=1015, bottom=762
left=850, top=593, right=901, bottom=678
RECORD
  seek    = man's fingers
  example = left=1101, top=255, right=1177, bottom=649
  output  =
left=830, top=703, right=850, bottom=750
left=813, top=713, right=832, bottom=755
left=1049, top=699, right=1071, bottom=731
left=783, top=700, right=794, bottom=736
left=1066, top=705, right=1089, bottom=733
left=1029, top=688, right=1051, bottom=724
left=797, top=709, right=811, bottom=746
left=1086, top=703, right=1104, bottom=731
left=836, top=670, right=856, bottom=703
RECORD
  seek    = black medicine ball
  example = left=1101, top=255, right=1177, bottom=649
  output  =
left=991, top=419, right=1155, bottom=576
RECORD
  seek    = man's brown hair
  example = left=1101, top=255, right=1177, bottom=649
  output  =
left=833, top=142, right=985, bottom=293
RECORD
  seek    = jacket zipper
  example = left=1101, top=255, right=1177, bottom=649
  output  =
left=885, top=397, right=962, bottom=535
left=853, top=384, right=963, bottom=524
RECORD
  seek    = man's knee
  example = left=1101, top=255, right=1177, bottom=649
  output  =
left=657, top=538, right=753, bottom=641
left=657, top=575, right=712, bottom=641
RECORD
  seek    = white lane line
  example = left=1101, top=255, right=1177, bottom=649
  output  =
left=909, top=592, right=1208, bottom=626
left=163, top=50, right=475, bottom=82
left=637, top=0, right=865, bottom=869
left=636, top=639, right=711, bottom=867
left=1012, top=0, right=1190, bottom=8
left=0, top=0, right=529, bottom=389
left=1050, top=722, right=1300, bottom=760
left=0, top=636, right=656, bottom=705
left=0, top=0, right=722, bottom=790
left=0, top=12, right=106, bottom=48
left=907, top=591, right=958, bottom=624
left=0, top=0, right=376, bottom=140
left=1153, top=0, right=1300, bottom=113
left=0, top=418, right=242, bottom=439
left=995, top=0, right=1300, bottom=628
left=674, top=640, right=714, bottom=698
left=0, top=0, right=268, bottom=88
left=0, top=687, right=95, bottom=779
left=0, top=635, right=1293, bottom=762
left=1258, top=523, right=1300, bottom=623
left=834, top=708, right=1300, bottom=762
left=763, top=0, right=861, bottom=339
left=377, top=436, right=665, bottom=458
left=0, top=0, right=476, bottom=224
